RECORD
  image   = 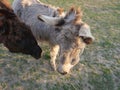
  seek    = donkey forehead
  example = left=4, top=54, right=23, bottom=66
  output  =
left=62, top=22, right=84, bottom=29
left=60, top=33, right=84, bottom=47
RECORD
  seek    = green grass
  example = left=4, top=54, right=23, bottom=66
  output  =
left=0, top=0, right=120, bottom=90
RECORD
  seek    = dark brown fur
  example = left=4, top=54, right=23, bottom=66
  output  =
left=0, top=0, right=42, bottom=59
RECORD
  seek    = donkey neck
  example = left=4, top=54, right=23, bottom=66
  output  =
left=32, top=20, right=60, bottom=45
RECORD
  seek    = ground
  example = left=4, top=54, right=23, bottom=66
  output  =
left=0, top=0, right=120, bottom=90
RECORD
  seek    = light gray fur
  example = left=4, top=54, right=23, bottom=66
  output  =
left=12, top=0, right=61, bottom=44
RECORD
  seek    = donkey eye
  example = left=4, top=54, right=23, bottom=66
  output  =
left=71, top=59, right=76, bottom=65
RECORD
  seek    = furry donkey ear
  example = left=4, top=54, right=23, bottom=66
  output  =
left=56, top=8, right=65, bottom=17
left=79, top=24, right=95, bottom=44
left=64, top=7, right=76, bottom=23
left=0, top=9, right=16, bottom=19
left=74, top=7, right=83, bottom=24
left=37, top=7, right=76, bottom=26
left=38, top=14, right=65, bottom=26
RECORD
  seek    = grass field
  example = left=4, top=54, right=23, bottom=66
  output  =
left=0, top=0, right=120, bottom=90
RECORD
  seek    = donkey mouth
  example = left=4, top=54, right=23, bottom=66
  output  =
left=32, top=52, right=41, bottom=59
left=31, top=46, right=42, bottom=59
left=57, top=68, right=68, bottom=75
left=59, top=72, right=67, bottom=75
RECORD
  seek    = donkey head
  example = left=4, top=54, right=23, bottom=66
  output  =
left=0, top=8, right=42, bottom=59
left=38, top=7, right=94, bottom=74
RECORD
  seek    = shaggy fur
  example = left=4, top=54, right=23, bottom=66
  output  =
left=0, top=0, right=42, bottom=59
left=12, top=0, right=94, bottom=74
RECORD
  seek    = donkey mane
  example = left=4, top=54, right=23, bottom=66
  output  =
left=0, top=0, right=12, bottom=11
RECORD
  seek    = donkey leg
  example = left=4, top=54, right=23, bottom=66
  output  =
left=50, top=45, right=59, bottom=71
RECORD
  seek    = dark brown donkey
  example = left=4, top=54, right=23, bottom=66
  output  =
left=0, top=0, right=42, bottom=59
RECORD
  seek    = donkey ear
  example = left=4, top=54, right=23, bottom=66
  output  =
left=74, top=7, right=83, bottom=24
left=79, top=24, right=95, bottom=44
left=0, top=9, right=16, bottom=19
left=38, top=14, right=65, bottom=26
left=64, top=7, right=76, bottom=23
left=56, top=8, right=65, bottom=17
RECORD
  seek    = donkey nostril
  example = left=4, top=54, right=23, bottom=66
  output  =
left=57, top=67, right=68, bottom=75
left=60, top=72, right=67, bottom=75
